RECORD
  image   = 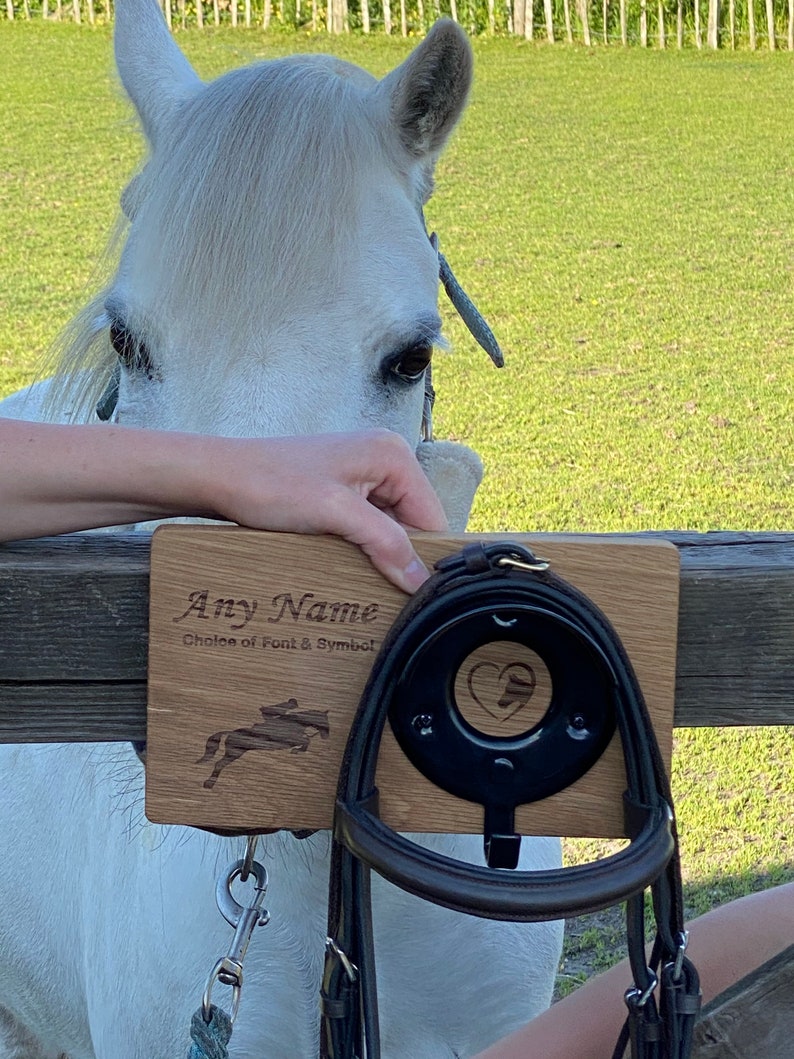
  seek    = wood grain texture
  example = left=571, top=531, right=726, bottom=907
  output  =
left=1, top=532, right=792, bottom=739
left=691, top=943, right=794, bottom=1058
left=144, top=527, right=679, bottom=835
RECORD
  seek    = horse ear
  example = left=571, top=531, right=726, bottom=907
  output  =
left=114, top=0, right=201, bottom=146
left=376, top=20, right=473, bottom=161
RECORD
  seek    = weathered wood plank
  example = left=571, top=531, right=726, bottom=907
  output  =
left=0, top=685, right=145, bottom=741
left=691, top=942, right=794, bottom=1057
left=673, top=532, right=794, bottom=726
left=0, top=533, right=150, bottom=681
left=1, top=531, right=792, bottom=741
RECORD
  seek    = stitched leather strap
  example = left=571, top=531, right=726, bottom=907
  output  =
left=334, top=794, right=673, bottom=921
left=323, top=542, right=700, bottom=1059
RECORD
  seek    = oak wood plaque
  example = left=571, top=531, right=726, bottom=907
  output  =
left=146, top=528, right=679, bottom=837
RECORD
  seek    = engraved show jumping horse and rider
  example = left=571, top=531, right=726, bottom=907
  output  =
left=197, top=698, right=330, bottom=789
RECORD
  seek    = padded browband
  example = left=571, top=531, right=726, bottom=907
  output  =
left=334, top=793, right=673, bottom=921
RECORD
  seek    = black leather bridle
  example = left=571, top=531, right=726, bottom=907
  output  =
left=321, top=541, right=701, bottom=1059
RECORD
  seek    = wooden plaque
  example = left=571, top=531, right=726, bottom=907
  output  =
left=146, top=528, right=679, bottom=837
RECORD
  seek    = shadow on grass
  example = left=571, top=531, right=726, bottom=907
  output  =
left=554, top=863, right=794, bottom=1001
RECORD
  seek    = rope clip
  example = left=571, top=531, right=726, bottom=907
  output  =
left=201, top=858, right=270, bottom=1025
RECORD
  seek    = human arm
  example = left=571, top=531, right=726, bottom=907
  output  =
left=473, top=881, right=794, bottom=1059
left=0, top=419, right=447, bottom=593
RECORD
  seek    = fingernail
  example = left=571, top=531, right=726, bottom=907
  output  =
left=403, top=558, right=430, bottom=592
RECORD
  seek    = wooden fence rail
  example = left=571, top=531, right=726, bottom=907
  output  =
left=0, top=531, right=792, bottom=742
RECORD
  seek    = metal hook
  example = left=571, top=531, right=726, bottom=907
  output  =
left=201, top=859, right=270, bottom=1024
left=624, top=970, right=659, bottom=1009
left=240, top=835, right=259, bottom=884
left=325, top=937, right=358, bottom=984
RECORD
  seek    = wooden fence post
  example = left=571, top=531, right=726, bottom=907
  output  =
left=578, top=0, right=591, bottom=44
left=765, top=0, right=776, bottom=47
left=513, top=0, right=526, bottom=37
left=707, top=0, right=720, bottom=46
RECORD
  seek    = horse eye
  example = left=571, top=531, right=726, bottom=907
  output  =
left=109, top=321, right=138, bottom=367
left=391, top=343, right=432, bottom=383
left=109, top=320, right=155, bottom=378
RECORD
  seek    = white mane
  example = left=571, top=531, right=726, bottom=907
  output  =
left=124, top=57, right=403, bottom=326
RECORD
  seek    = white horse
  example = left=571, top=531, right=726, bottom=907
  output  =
left=0, top=3, right=563, bottom=1056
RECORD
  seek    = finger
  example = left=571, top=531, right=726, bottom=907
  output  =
left=357, top=435, right=448, bottom=533
left=323, top=490, right=432, bottom=593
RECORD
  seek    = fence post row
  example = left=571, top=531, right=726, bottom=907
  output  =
left=2, top=0, right=794, bottom=49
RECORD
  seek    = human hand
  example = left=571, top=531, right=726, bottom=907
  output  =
left=0, top=420, right=448, bottom=594
left=207, top=429, right=449, bottom=593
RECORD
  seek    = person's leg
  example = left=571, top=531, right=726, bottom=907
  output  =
left=474, top=881, right=794, bottom=1059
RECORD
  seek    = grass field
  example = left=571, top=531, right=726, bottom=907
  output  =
left=2, top=23, right=793, bottom=990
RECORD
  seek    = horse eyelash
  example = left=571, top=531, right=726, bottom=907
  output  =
left=109, top=320, right=138, bottom=367
left=108, top=318, right=158, bottom=381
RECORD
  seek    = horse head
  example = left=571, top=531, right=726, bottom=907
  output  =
left=47, top=0, right=487, bottom=527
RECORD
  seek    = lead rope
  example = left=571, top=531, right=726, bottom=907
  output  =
left=429, top=231, right=504, bottom=368
left=188, top=1006, right=233, bottom=1059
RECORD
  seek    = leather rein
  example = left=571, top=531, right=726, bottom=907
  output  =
left=321, top=541, right=701, bottom=1059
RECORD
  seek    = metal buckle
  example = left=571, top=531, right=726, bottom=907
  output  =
left=625, top=970, right=659, bottom=1009
left=672, top=930, right=689, bottom=981
left=496, top=554, right=550, bottom=573
left=325, top=937, right=358, bottom=983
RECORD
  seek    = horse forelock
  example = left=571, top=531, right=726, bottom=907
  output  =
left=128, top=57, right=406, bottom=333
left=46, top=53, right=433, bottom=421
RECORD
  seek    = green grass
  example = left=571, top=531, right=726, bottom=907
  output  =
left=2, top=22, right=793, bottom=986
left=558, top=724, right=794, bottom=994
left=435, top=44, right=794, bottom=536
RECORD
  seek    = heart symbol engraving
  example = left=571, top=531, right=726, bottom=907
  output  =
left=466, top=661, right=537, bottom=722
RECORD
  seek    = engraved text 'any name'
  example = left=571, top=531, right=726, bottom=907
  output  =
left=172, top=589, right=380, bottom=630
left=173, top=590, right=257, bottom=630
